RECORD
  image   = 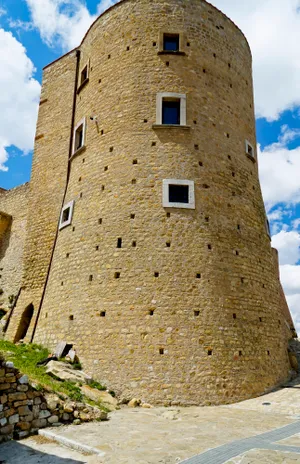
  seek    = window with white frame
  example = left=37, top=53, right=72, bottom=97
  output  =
left=73, top=118, right=86, bottom=155
left=80, top=64, right=89, bottom=86
left=163, top=179, right=195, bottom=209
left=59, top=201, right=74, bottom=230
left=245, top=140, right=255, bottom=159
left=156, top=93, right=187, bottom=126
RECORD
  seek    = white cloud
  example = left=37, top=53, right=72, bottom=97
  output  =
left=258, top=126, right=300, bottom=211
left=9, top=19, right=34, bottom=32
left=272, top=230, right=300, bottom=265
left=0, top=28, right=40, bottom=171
left=280, top=266, right=300, bottom=332
left=293, top=219, right=300, bottom=229
left=210, top=0, right=300, bottom=121
left=24, top=0, right=119, bottom=51
left=286, top=293, right=300, bottom=332
left=280, top=265, right=300, bottom=294
left=268, top=208, right=284, bottom=222
left=20, top=0, right=300, bottom=121
left=271, top=230, right=300, bottom=331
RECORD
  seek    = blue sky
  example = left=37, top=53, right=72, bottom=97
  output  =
left=0, top=0, right=300, bottom=328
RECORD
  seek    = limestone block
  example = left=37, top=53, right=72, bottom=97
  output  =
left=32, top=418, right=47, bottom=428
left=17, top=385, right=29, bottom=392
left=18, top=375, right=29, bottom=384
left=81, top=386, right=118, bottom=410
left=8, top=392, right=26, bottom=402
left=0, top=424, right=13, bottom=435
left=39, top=410, right=51, bottom=419
left=45, top=394, right=60, bottom=411
left=48, top=415, right=59, bottom=424
left=0, top=417, right=7, bottom=426
left=128, top=398, right=141, bottom=408
left=8, top=414, right=19, bottom=425
left=63, top=402, right=75, bottom=413
left=46, top=361, right=92, bottom=384
left=18, top=405, right=31, bottom=416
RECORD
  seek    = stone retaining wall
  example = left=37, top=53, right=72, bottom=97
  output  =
left=0, top=357, right=107, bottom=443
left=0, top=358, right=52, bottom=442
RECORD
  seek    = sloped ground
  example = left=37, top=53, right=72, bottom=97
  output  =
left=2, top=378, right=300, bottom=464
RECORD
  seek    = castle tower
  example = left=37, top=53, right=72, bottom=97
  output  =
left=6, top=0, right=295, bottom=405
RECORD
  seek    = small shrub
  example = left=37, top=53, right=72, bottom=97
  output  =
left=63, top=381, right=83, bottom=401
left=73, top=362, right=82, bottom=370
left=89, top=380, right=106, bottom=391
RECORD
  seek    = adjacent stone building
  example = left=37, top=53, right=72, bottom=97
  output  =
left=0, top=0, right=297, bottom=405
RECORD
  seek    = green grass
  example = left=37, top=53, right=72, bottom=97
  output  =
left=89, top=380, right=106, bottom=391
left=0, top=340, right=83, bottom=401
left=0, top=340, right=114, bottom=411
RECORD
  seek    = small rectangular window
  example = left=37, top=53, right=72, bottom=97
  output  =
left=72, top=118, right=86, bottom=155
left=59, top=200, right=75, bottom=230
left=155, top=93, right=187, bottom=127
left=163, top=33, right=180, bottom=52
left=80, top=65, right=88, bottom=85
left=163, top=179, right=195, bottom=209
left=169, top=184, right=189, bottom=203
left=76, top=127, right=83, bottom=151
left=162, top=99, right=180, bottom=125
left=62, top=208, right=70, bottom=223
left=245, top=140, right=255, bottom=159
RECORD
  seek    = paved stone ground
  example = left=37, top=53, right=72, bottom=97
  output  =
left=181, top=421, right=300, bottom=463
left=0, top=435, right=88, bottom=463
left=2, top=380, right=300, bottom=463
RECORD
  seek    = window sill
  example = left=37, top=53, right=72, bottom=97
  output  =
left=59, top=222, right=71, bottom=231
left=152, top=124, right=191, bottom=130
left=70, top=145, right=86, bottom=161
left=246, top=153, right=256, bottom=163
left=163, top=203, right=195, bottom=210
left=158, top=51, right=186, bottom=56
left=77, top=78, right=89, bottom=94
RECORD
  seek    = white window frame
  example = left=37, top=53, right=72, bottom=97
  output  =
left=156, top=93, right=187, bottom=126
left=245, top=140, right=255, bottom=159
left=80, top=63, right=89, bottom=86
left=163, top=179, right=195, bottom=209
left=72, top=117, right=86, bottom=155
left=265, top=217, right=271, bottom=238
left=59, top=200, right=74, bottom=230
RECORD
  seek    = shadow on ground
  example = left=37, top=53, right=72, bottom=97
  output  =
left=0, top=440, right=85, bottom=464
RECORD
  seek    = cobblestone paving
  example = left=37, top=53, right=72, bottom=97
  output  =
left=4, top=381, right=300, bottom=464
left=181, top=421, right=300, bottom=463
left=228, top=449, right=300, bottom=463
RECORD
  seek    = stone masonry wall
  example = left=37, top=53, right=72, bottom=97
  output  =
left=0, top=184, right=29, bottom=312
left=6, top=51, right=77, bottom=342
left=0, top=357, right=54, bottom=443
left=0, top=356, right=107, bottom=443
left=29, top=0, right=293, bottom=406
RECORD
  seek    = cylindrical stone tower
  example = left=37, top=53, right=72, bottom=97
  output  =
left=29, top=0, right=292, bottom=405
